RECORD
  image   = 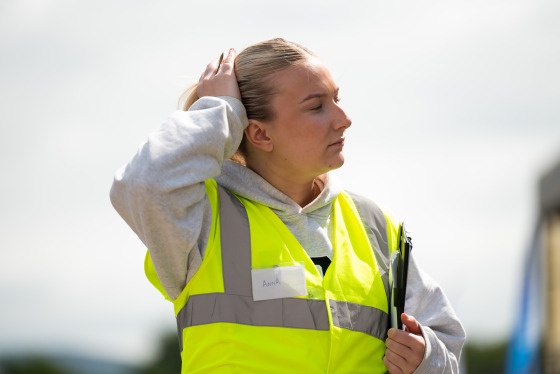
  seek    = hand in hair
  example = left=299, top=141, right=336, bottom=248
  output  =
left=197, top=48, right=241, bottom=101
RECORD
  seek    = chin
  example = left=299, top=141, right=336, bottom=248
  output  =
left=325, top=155, right=345, bottom=171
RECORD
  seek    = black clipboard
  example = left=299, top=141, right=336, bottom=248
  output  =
left=389, top=222, right=412, bottom=330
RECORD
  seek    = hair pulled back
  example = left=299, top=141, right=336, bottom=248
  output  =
left=178, top=38, right=315, bottom=161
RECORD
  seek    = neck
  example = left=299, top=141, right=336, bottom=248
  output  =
left=246, top=157, right=320, bottom=207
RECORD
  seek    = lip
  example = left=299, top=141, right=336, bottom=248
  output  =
left=329, top=137, right=345, bottom=147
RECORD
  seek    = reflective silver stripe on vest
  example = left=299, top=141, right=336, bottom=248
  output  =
left=177, top=185, right=389, bottom=351
left=176, top=293, right=388, bottom=346
left=217, top=185, right=252, bottom=297
left=177, top=293, right=330, bottom=330
left=330, top=300, right=389, bottom=341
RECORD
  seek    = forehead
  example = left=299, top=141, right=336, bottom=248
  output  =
left=271, top=60, right=337, bottom=101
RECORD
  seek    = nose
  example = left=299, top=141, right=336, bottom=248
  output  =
left=333, top=103, right=352, bottom=131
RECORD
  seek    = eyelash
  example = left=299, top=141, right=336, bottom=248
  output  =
left=311, top=97, right=341, bottom=111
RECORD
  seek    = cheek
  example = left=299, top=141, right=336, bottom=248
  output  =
left=288, top=127, right=322, bottom=152
left=274, top=116, right=328, bottom=155
left=294, top=117, right=328, bottom=138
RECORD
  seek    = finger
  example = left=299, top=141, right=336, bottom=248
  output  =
left=387, top=335, right=423, bottom=367
left=218, top=48, right=236, bottom=74
left=387, top=328, right=425, bottom=353
left=383, top=355, right=403, bottom=374
left=383, top=350, right=406, bottom=374
left=401, top=313, right=422, bottom=335
left=385, top=341, right=420, bottom=374
left=385, top=336, right=410, bottom=357
left=199, top=57, right=220, bottom=83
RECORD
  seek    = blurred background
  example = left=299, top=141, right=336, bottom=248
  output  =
left=1, top=0, right=559, bottom=373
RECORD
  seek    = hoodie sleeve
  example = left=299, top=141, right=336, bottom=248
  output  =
left=406, top=255, right=467, bottom=373
left=110, top=96, right=248, bottom=300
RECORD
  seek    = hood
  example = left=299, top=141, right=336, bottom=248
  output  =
left=215, top=160, right=343, bottom=218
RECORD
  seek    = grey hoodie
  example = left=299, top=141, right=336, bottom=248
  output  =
left=110, top=96, right=465, bottom=373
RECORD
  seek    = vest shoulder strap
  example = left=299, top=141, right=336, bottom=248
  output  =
left=216, top=184, right=253, bottom=297
left=345, top=191, right=391, bottom=281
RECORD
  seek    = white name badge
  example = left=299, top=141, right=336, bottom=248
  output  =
left=251, top=264, right=307, bottom=301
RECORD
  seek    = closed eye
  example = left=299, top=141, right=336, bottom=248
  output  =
left=310, top=104, right=323, bottom=111
left=310, top=96, right=341, bottom=111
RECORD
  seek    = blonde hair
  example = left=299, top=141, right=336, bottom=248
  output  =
left=178, top=38, right=315, bottom=162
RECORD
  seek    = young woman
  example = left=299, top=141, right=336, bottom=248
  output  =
left=111, top=38, right=465, bottom=373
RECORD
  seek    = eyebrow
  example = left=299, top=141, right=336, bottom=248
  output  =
left=299, top=87, right=339, bottom=104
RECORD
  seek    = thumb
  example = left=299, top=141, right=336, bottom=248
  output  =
left=401, top=313, right=422, bottom=335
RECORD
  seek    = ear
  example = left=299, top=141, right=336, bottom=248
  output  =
left=244, top=119, right=273, bottom=152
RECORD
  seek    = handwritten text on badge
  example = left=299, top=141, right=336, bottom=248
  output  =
left=251, top=265, right=307, bottom=301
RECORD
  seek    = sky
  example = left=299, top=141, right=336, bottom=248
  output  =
left=1, top=0, right=559, bottom=366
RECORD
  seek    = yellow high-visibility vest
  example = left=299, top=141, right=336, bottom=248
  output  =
left=146, top=179, right=401, bottom=373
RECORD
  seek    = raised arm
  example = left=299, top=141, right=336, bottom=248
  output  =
left=110, top=49, right=247, bottom=300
